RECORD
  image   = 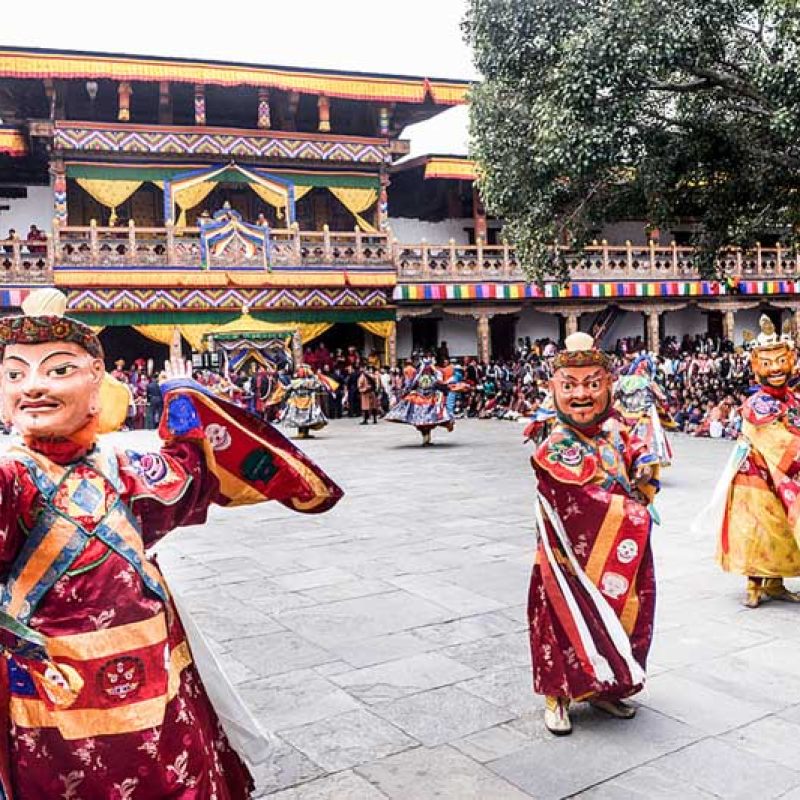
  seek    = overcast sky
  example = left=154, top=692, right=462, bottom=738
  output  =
left=4, top=0, right=478, bottom=80
left=4, top=0, right=476, bottom=153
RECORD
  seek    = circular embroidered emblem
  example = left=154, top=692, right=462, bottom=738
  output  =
left=98, top=656, right=144, bottom=702
left=140, top=453, right=167, bottom=483
left=616, top=539, right=639, bottom=564
left=600, top=572, right=630, bottom=600
left=205, top=423, right=232, bottom=452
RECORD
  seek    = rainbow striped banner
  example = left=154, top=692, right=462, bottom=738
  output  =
left=393, top=280, right=800, bottom=302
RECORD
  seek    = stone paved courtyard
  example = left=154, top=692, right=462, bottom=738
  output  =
left=153, top=419, right=800, bottom=799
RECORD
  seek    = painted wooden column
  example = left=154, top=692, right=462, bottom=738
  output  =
left=564, top=311, right=579, bottom=337
left=793, top=309, right=800, bottom=348
left=158, top=81, right=172, bottom=124
left=378, top=170, right=390, bottom=231
left=472, top=185, right=488, bottom=244
left=50, top=158, right=67, bottom=225
left=317, top=95, right=331, bottom=132
left=722, top=308, right=735, bottom=342
left=379, top=106, right=391, bottom=136
left=646, top=308, right=661, bottom=352
left=117, top=81, right=132, bottom=121
left=477, top=314, right=491, bottom=364
left=194, top=84, right=206, bottom=125
left=258, top=88, right=271, bottom=129
left=387, top=323, right=397, bottom=366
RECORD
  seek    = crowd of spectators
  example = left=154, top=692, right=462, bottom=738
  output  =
left=99, top=330, right=758, bottom=440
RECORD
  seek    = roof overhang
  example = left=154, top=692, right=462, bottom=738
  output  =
left=0, top=46, right=470, bottom=105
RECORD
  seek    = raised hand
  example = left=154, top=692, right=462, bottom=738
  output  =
left=163, top=357, right=193, bottom=382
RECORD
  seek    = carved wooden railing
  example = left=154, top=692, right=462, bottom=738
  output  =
left=395, top=239, right=800, bottom=281
left=52, top=221, right=393, bottom=270
left=0, top=238, right=54, bottom=283
left=22, top=222, right=800, bottom=283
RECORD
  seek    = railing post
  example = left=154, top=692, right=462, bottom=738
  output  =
left=602, top=239, right=609, bottom=271
left=89, top=219, right=99, bottom=267
left=165, top=219, right=176, bottom=265
left=648, top=236, right=656, bottom=273
left=292, top=222, right=302, bottom=264
left=449, top=238, right=457, bottom=273
left=671, top=240, right=678, bottom=277
left=46, top=230, right=54, bottom=273
left=323, top=224, right=332, bottom=261
left=735, top=248, right=742, bottom=277
left=625, top=240, right=633, bottom=275
left=354, top=226, right=363, bottom=263
left=421, top=239, right=429, bottom=276
left=392, top=238, right=399, bottom=273
left=756, top=241, right=762, bottom=275
left=776, top=242, right=783, bottom=276
left=51, top=216, right=60, bottom=263
left=43, top=233, right=53, bottom=281
left=476, top=235, right=484, bottom=270
left=127, top=219, right=136, bottom=266
left=503, top=241, right=510, bottom=274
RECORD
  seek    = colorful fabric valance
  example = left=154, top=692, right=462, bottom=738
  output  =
left=164, top=164, right=294, bottom=226
left=132, top=324, right=178, bottom=346
left=296, top=323, right=332, bottom=345
left=424, top=157, right=478, bottom=182
left=66, top=163, right=381, bottom=189
left=328, top=187, right=378, bottom=232
left=75, top=178, right=144, bottom=225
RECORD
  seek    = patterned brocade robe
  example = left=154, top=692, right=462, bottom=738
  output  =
left=0, top=383, right=341, bottom=800
left=718, top=388, right=800, bottom=577
left=528, top=419, right=659, bottom=702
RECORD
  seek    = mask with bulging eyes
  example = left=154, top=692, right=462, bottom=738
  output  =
left=549, top=365, right=612, bottom=429
left=750, top=344, right=795, bottom=390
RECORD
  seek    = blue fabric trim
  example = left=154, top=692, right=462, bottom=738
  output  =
left=165, top=393, right=202, bottom=436
left=7, top=658, right=36, bottom=697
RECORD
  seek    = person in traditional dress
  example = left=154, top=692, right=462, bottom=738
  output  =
left=528, top=333, right=659, bottom=736
left=357, top=365, right=381, bottom=425
left=613, top=353, right=676, bottom=466
left=710, top=315, right=800, bottom=608
left=283, top=364, right=331, bottom=439
left=0, top=288, right=343, bottom=799
left=384, top=360, right=454, bottom=446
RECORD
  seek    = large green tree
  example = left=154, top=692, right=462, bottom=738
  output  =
left=464, top=0, right=800, bottom=280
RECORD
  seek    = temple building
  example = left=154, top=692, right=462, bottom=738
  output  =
left=0, top=45, right=798, bottom=365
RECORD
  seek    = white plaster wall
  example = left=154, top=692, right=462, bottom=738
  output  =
left=388, top=217, right=474, bottom=245
left=396, top=318, right=413, bottom=359
left=0, top=186, right=53, bottom=237
left=516, top=308, right=559, bottom=342
left=664, top=306, right=708, bottom=338
left=607, top=310, right=645, bottom=342
left=439, top=315, right=478, bottom=357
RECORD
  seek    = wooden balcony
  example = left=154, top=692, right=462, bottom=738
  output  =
left=395, top=239, right=800, bottom=282
left=52, top=221, right=393, bottom=271
left=8, top=225, right=800, bottom=289
left=0, top=238, right=54, bottom=284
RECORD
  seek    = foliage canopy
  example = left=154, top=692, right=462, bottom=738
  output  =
left=464, top=0, right=800, bottom=280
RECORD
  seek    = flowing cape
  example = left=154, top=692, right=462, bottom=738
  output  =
left=160, top=378, right=343, bottom=513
